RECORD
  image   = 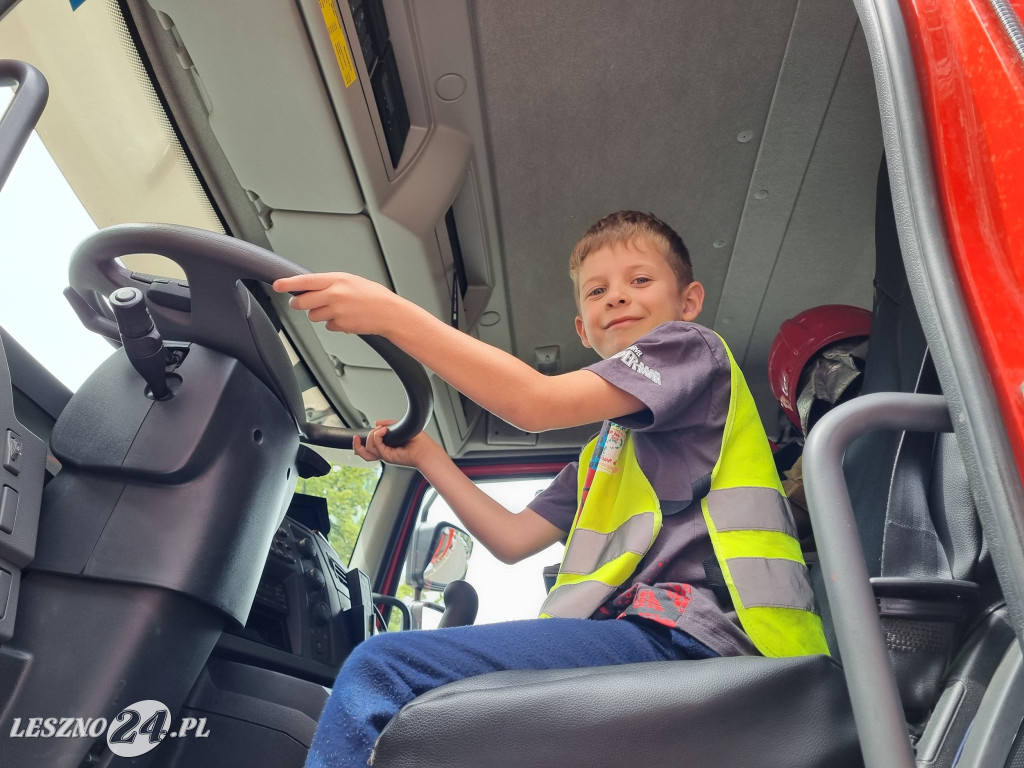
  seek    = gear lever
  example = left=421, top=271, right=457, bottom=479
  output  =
left=109, top=287, right=172, bottom=400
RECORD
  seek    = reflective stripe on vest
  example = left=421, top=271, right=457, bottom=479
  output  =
left=539, top=424, right=661, bottom=620
left=539, top=335, right=829, bottom=658
left=699, top=337, right=828, bottom=657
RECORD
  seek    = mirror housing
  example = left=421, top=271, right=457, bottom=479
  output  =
left=408, top=521, right=473, bottom=592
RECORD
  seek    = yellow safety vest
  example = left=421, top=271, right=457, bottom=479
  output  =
left=539, top=338, right=829, bottom=658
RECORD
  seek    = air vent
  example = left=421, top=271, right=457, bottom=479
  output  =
left=446, top=207, right=468, bottom=300
left=486, top=413, right=538, bottom=446
left=329, top=558, right=351, bottom=599
left=348, top=0, right=409, bottom=167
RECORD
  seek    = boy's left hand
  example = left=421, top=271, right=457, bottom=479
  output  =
left=352, top=420, right=439, bottom=469
left=273, top=272, right=401, bottom=336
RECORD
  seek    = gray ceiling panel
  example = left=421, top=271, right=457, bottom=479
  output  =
left=471, top=0, right=800, bottom=373
left=712, top=0, right=861, bottom=360
left=743, top=24, right=882, bottom=428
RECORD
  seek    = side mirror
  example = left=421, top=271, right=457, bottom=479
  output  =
left=407, top=521, right=473, bottom=592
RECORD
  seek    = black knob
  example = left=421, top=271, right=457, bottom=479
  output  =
left=305, top=568, right=326, bottom=591
left=311, top=602, right=331, bottom=626
left=109, top=287, right=171, bottom=400
left=297, top=537, right=316, bottom=558
left=109, top=288, right=155, bottom=337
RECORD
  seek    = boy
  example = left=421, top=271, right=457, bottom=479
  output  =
left=274, top=211, right=826, bottom=768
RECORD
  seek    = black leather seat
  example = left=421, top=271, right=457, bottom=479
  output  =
left=373, top=655, right=856, bottom=768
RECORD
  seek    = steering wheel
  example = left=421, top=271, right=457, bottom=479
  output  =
left=65, top=222, right=432, bottom=448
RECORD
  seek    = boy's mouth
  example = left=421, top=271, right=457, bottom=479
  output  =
left=605, top=316, right=639, bottom=330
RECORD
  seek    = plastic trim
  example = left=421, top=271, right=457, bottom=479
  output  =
left=953, top=639, right=1024, bottom=768
left=0, top=328, right=71, bottom=421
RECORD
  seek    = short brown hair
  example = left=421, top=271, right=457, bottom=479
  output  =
left=569, top=211, right=693, bottom=305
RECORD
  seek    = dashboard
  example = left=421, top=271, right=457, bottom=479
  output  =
left=218, top=511, right=374, bottom=686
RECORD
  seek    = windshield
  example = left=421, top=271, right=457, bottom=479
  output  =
left=0, top=0, right=221, bottom=390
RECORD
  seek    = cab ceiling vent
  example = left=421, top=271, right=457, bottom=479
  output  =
left=348, top=0, right=409, bottom=167
left=445, top=207, right=468, bottom=300
left=485, top=413, right=538, bottom=447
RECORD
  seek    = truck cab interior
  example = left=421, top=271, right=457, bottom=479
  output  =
left=1, top=1, right=1023, bottom=767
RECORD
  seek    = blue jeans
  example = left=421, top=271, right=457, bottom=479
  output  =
left=305, top=617, right=716, bottom=768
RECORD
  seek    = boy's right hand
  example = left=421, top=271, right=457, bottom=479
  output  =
left=352, top=420, right=439, bottom=469
left=272, top=273, right=403, bottom=337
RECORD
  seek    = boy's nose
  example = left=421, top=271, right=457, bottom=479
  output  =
left=605, top=289, right=628, bottom=306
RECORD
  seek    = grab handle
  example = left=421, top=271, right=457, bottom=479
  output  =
left=0, top=60, right=48, bottom=193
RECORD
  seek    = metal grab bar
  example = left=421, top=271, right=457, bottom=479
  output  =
left=803, top=392, right=952, bottom=768
left=0, top=60, right=48, bottom=193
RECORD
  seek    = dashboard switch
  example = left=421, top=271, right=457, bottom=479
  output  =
left=297, top=537, right=316, bottom=559
left=3, top=430, right=22, bottom=476
left=311, top=602, right=331, bottom=626
left=0, top=485, right=16, bottom=534
left=305, top=568, right=326, bottom=591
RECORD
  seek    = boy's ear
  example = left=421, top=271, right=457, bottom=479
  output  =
left=575, top=315, right=593, bottom=348
left=680, top=281, right=706, bottom=322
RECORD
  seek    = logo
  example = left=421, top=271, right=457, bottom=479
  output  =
left=9, top=700, right=210, bottom=758
left=612, top=345, right=662, bottom=385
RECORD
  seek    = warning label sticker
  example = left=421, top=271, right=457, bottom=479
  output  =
left=319, top=0, right=357, bottom=87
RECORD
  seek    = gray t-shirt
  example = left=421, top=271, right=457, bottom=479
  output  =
left=530, top=321, right=758, bottom=657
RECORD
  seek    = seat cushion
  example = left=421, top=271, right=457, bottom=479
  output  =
left=372, top=654, right=861, bottom=768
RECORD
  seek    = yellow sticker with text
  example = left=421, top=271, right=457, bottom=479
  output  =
left=319, top=0, right=357, bottom=87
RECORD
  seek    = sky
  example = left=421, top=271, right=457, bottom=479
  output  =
left=0, top=88, right=114, bottom=391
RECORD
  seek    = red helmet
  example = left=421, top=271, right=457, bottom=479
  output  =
left=768, top=304, right=873, bottom=428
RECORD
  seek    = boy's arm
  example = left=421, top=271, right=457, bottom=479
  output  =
left=355, top=424, right=565, bottom=564
left=274, top=273, right=644, bottom=432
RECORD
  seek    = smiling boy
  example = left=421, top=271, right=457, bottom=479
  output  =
left=275, top=210, right=827, bottom=768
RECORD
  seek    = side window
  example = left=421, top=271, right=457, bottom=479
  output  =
left=0, top=88, right=114, bottom=391
left=294, top=463, right=382, bottom=565
left=398, top=476, right=564, bottom=627
left=0, top=1, right=224, bottom=391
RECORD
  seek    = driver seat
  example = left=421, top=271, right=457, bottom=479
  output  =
left=371, top=652, right=853, bottom=767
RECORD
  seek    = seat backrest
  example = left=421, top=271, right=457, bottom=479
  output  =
left=841, top=156, right=931, bottom=580
left=850, top=158, right=983, bottom=586
left=878, top=359, right=984, bottom=583
left=808, top=158, right=992, bottom=728
left=810, top=154, right=986, bottom=627
left=809, top=157, right=928, bottom=655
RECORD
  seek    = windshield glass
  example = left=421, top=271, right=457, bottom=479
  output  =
left=0, top=0, right=222, bottom=390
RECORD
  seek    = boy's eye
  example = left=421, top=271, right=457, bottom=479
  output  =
left=633, top=276, right=651, bottom=285
left=586, top=287, right=605, bottom=298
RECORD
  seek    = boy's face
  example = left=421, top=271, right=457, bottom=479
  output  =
left=574, top=238, right=705, bottom=359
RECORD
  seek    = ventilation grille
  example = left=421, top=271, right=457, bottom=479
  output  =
left=348, top=0, right=409, bottom=167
